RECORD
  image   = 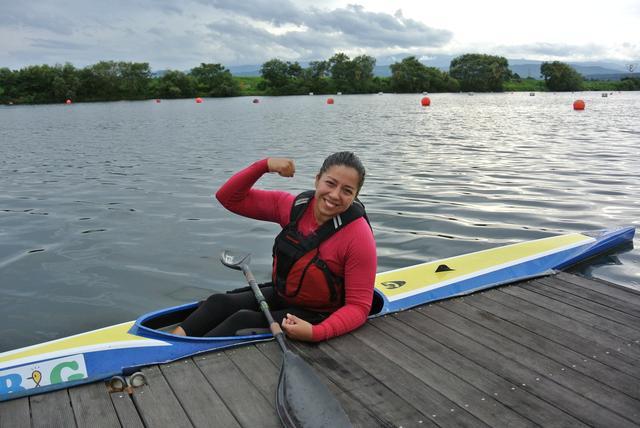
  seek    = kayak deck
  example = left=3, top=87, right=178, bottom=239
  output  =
left=2, top=272, right=638, bottom=427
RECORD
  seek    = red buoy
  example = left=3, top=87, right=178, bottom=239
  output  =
left=65, top=99, right=72, bottom=104
left=327, top=98, right=334, bottom=105
left=252, top=98, right=260, bottom=104
left=421, top=96, right=431, bottom=106
left=573, top=99, right=585, bottom=110
left=196, top=97, right=203, bottom=103
left=155, top=99, right=161, bottom=103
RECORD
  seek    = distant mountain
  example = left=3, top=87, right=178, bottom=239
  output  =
left=227, top=64, right=264, bottom=76
left=509, top=62, right=630, bottom=80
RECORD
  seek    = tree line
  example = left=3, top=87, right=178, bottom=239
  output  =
left=0, top=61, right=238, bottom=104
left=1, top=55, right=638, bottom=104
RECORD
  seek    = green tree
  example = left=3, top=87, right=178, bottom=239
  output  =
left=390, top=56, right=459, bottom=93
left=449, top=54, right=511, bottom=92
left=0, top=67, right=16, bottom=102
left=260, top=59, right=291, bottom=92
left=540, top=61, right=584, bottom=91
left=190, top=63, right=239, bottom=96
left=14, top=65, right=65, bottom=103
left=350, top=55, right=376, bottom=93
left=260, top=59, right=308, bottom=95
left=76, top=61, right=150, bottom=100
left=52, top=63, right=80, bottom=100
left=77, top=61, right=121, bottom=100
left=305, top=60, right=334, bottom=94
left=328, top=53, right=353, bottom=92
left=156, top=70, right=196, bottom=98
left=617, top=77, right=640, bottom=90
left=117, top=62, right=151, bottom=99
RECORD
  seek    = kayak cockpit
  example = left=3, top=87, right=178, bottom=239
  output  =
left=133, top=287, right=389, bottom=337
left=130, top=301, right=273, bottom=341
left=368, top=288, right=386, bottom=317
left=138, top=302, right=197, bottom=331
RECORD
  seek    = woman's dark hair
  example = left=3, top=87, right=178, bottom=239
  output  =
left=318, top=151, right=366, bottom=193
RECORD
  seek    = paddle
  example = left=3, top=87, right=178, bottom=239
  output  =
left=220, top=250, right=352, bottom=428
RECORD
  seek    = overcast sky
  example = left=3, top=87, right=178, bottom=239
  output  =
left=1, top=0, right=638, bottom=70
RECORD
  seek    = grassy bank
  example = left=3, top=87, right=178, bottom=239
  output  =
left=235, top=76, right=267, bottom=96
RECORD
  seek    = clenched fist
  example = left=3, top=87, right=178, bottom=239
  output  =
left=267, top=158, right=296, bottom=177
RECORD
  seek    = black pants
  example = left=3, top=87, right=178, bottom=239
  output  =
left=180, top=285, right=327, bottom=337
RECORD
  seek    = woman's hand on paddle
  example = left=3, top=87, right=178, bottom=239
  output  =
left=268, top=158, right=295, bottom=177
left=281, top=313, right=313, bottom=341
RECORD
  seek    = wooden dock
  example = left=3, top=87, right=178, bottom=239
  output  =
left=1, top=272, right=639, bottom=427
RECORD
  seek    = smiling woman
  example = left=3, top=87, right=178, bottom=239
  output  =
left=171, top=152, right=377, bottom=342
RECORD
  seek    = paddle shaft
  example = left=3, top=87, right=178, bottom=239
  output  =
left=240, top=264, right=288, bottom=352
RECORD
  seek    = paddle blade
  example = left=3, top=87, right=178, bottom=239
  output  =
left=276, top=350, right=351, bottom=428
left=220, top=250, right=251, bottom=270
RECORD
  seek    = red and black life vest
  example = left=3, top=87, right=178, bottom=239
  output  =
left=272, top=190, right=369, bottom=312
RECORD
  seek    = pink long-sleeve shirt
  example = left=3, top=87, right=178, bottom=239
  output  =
left=215, top=159, right=377, bottom=341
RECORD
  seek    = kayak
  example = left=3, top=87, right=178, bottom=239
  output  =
left=0, top=226, right=634, bottom=401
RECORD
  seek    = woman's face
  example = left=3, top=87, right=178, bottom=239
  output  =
left=313, top=165, right=360, bottom=224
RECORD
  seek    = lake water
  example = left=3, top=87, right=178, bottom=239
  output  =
left=1, top=92, right=639, bottom=352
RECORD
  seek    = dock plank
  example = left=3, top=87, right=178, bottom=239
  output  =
left=544, top=275, right=640, bottom=317
left=225, top=345, right=279, bottom=401
left=502, top=284, right=640, bottom=346
left=395, top=306, right=636, bottom=427
left=558, top=272, right=640, bottom=299
left=194, top=350, right=280, bottom=427
left=131, top=365, right=193, bottom=427
left=468, top=292, right=640, bottom=379
left=350, top=322, right=536, bottom=427
left=486, top=287, right=640, bottom=366
left=30, top=389, right=76, bottom=428
left=324, top=333, right=489, bottom=428
left=524, top=281, right=640, bottom=329
left=367, top=315, right=586, bottom=427
left=423, top=302, right=640, bottom=424
left=290, top=339, right=434, bottom=427
left=0, top=397, right=30, bottom=428
left=109, top=391, right=144, bottom=428
left=442, top=296, right=640, bottom=401
left=160, top=357, right=240, bottom=428
left=69, top=382, right=121, bottom=428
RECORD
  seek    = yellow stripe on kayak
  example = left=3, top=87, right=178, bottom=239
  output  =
left=0, top=321, right=140, bottom=364
left=375, top=233, right=594, bottom=299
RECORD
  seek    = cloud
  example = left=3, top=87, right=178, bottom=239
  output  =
left=0, top=2, right=76, bottom=36
left=0, top=1, right=453, bottom=69
left=200, top=3, right=452, bottom=64
left=308, top=6, right=451, bottom=49
left=27, top=38, right=93, bottom=51
left=196, top=0, right=304, bottom=26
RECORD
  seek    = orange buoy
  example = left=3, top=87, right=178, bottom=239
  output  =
left=421, top=96, right=431, bottom=106
left=327, top=98, right=334, bottom=105
left=65, top=99, right=72, bottom=104
left=196, top=97, right=203, bottom=103
left=573, top=99, right=585, bottom=110
left=252, top=98, right=260, bottom=104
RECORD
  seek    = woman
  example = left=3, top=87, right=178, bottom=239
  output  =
left=172, top=152, right=377, bottom=342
